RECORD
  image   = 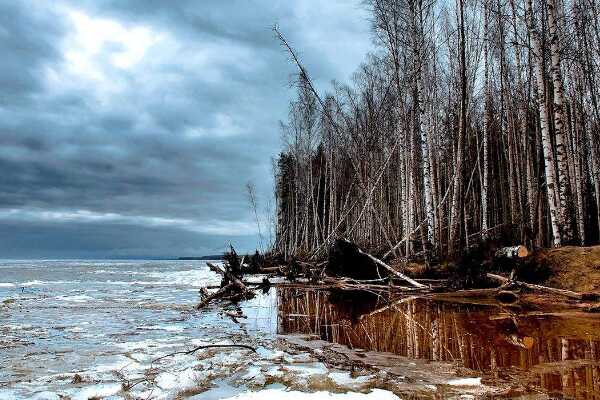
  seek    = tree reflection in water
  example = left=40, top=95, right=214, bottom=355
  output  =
left=277, top=287, right=600, bottom=399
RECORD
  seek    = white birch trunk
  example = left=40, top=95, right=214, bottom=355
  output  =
left=526, top=0, right=563, bottom=247
left=449, top=0, right=467, bottom=255
left=481, top=0, right=490, bottom=239
left=547, top=0, right=574, bottom=242
left=413, top=2, right=435, bottom=249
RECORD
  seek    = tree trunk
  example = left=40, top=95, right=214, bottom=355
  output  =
left=525, top=0, right=563, bottom=247
left=547, top=0, right=574, bottom=242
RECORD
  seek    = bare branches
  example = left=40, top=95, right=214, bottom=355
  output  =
left=151, top=344, right=256, bottom=366
left=272, top=0, right=600, bottom=261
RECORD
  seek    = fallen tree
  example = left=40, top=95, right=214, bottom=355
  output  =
left=196, top=262, right=254, bottom=309
left=194, top=241, right=600, bottom=313
left=327, top=239, right=426, bottom=288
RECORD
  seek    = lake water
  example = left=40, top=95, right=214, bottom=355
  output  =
left=1, top=260, right=600, bottom=399
left=0, top=260, right=400, bottom=400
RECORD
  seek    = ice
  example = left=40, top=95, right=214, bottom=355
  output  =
left=0, top=389, right=19, bottom=400
left=155, top=368, right=207, bottom=390
left=264, top=366, right=284, bottom=378
left=92, top=355, right=140, bottom=373
left=256, top=347, right=285, bottom=360
left=147, top=268, right=221, bottom=287
left=1, top=259, right=454, bottom=400
left=62, top=383, right=121, bottom=400
left=221, top=388, right=401, bottom=400
left=30, top=392, right=61, bottom=400
left=55, top=295, right=94, bottom=303
left=328, top=372, right=373, bottom=387
left=21, top=280, right=77, bottom=286
left=241, top=366, right=263, bottom=380
left=283, top=362, right=329, bottom=375
left=136, top=324, right=184, bottom=332
left=446, top=377, right=482, bottom=386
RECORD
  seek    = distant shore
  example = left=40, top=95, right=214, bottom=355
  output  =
left=177, top=255, right=224, bottom=260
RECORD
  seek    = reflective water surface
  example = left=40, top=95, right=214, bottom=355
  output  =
left=2, top=260, right=600, bottom=399
left=277, top=287, right=600, bottom=399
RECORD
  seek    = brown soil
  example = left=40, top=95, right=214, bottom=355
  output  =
left=535, top=245, right=600, bottom=293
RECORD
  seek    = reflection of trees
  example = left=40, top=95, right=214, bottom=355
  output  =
left=277, top=288, right=600, bottom=398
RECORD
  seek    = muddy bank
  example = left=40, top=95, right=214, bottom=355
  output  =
left=535, top=245, right=600, bottom=292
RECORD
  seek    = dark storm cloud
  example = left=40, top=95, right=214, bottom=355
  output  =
left=0, top=1, right=371, bottom=257
left=0, top=2, right=66, bottom=104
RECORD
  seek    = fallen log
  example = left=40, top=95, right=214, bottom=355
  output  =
left=258, top=266, right=282, bottom=273
left=196, top=283, right=235, bottom=309
left=495, top=290, right=520, bottom=304
left=355, top=244, right=426, bottom=288
left=494, top=245, right=529, bottom=259
left=430, top=287, right=506, bottom=299
left=486, top=273, right=583, bottom=300
left=207, top=262, right=248, bottom=292
left=197, top=262, right=255, bottom=309
left=321, top=276, right=424, bottom=292
left=328, top=239, right=427, bottom=288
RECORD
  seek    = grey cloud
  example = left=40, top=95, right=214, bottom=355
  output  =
left=0, top=2, right=66, bottom=105
left=0, top=0, right=370, bottom=257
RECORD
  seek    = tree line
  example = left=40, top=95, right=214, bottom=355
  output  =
left=273, top=0, right=600, bottom=261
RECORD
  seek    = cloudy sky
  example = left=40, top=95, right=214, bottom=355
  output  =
left=0, top=1, right=371, bottom=258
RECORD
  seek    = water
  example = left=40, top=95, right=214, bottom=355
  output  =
left=278, top=287, right=600, bottom=399
left=2, top=261, right=600, bottom=399
left=0, top=260, right=365, bottom=399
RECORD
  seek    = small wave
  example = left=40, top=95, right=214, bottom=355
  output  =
left=91, top=269, right=149, bottom=275
left=136, top=325, right=184, bottom=332
left=21, top=280, right=79, bottom=287
left=55, top=295, right=95, bottom=303
left=147, top=268, right=221, bottom=287
left=0, top=282, right=16, bottom=288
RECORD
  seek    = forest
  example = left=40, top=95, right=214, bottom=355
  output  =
left=273, top=0, right=600, bottom=262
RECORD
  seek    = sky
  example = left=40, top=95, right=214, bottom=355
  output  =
left=0, top=0, right=372, bottom=258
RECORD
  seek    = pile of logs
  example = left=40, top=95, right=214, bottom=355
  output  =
left=196, top=262, right=254, bottom=309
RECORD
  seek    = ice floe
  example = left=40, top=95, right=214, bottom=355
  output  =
left=222, top=388, right=401, bottom=400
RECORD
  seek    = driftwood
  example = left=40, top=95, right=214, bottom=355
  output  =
left=321, top=276, right=426, bottom=292
left=258, top=266, right=282, bottom=273
left=197, top=262, right=255, bottom=309
left=196, top=283, right=235, bottom=309
left=207, top=262, right=248, bottom=291
left=151, top=343, right=256, bottom=365
left=494, top=245, right=529, bottom=259
left=329, top=239, right=426, bottom=288
left=486, top=272, right=583, bottom=300
left=359, top=247, right=427, bottom=288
